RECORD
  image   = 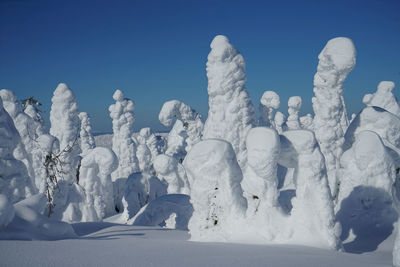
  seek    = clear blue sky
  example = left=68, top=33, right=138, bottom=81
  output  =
left=1, top=0, right=399, bottom=133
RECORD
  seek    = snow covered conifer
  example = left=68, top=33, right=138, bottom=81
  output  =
left=312, top=37, right=356, bottom=198
left=78, top=112, right=95, bottom=156
left=300, top=114, right=313, bottom=131
left=242, top=127, right=280, bottom=214
left=274, top=111, right=286, bottom=134
left=202, top=35, right=256, bottom=169
left=363, top=81, right=400, bottom=117
left=138, top=127, right=160, bottom=161
left=109, top=89, right=140, bottom=181
left=164, top=120, right=187, bottom=161
left=286, top=96, right=302, bottom=130
left=49, top=83, right=81, bottom=184
left=184, top=139, right=247, bottom=241
left=259, top=91, right=280, bottom=127
left=159, top=100, right=203, bottom=153
left=0, top=98, right=35, bottom=203
left=153, top=154, right=190, bottom=195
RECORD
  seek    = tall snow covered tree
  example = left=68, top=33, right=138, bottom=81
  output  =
left=286, top=96, right=302, bottom=130
left=202, top=35, right=256, bottom=169
left=363, top=81, right=400, bottom=117
left=78, top=112, right=96, bottom=156
left=49, top=83, right=82, bottom=184
left=259, top=91, right=280, bottom=127
left=312, top=37, right=356, bottom=198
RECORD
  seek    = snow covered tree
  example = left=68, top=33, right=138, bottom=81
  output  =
left=78, top=112, right=95, bottom=156
left=109, top=89, right=140, bottom=180
left=242, top=127, right=280, bottom=215
left=184, top=139, right=247, bottom=242
left=363, top=81, right=400, bottom=117
left=153, top=154, right=190, bottom=195
left=49, top=83, right=81, bottom=184
left=23, top=97, right=45, bottom=135
left=279, top=130, right=341, bottom=250
left=159, top=100, right=203, bottom=153
left=137, top=127, right=160, bottom=162
left=164, top=120, right=187, bottom=161
left=274, top=111, right=286, bottom=134
left=286, top=96, right=302, bottom=130
left=300, top=113, right=313, bottom=131
left=312, top=37, right=356, bottom=198
left=0, top=97, right=35, bottom=203
left=202, top=35, right=256, bottom=169
left=259, top=91, right=280, bottom=127
left=0, top=89, right=37, bottom=189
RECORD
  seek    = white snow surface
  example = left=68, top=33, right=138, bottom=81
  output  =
left=202, top=35, right=256, bottom=169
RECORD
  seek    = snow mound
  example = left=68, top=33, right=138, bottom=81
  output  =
left=128, top=194, right=193, bottom=230
left=0, top=195, right=76, bottom=240
left=184, top=139, right=247, bottom=242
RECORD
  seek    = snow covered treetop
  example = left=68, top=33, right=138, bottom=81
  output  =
left=113, top=89, right=125, bottom=102
left=260, top=91, right=280, bottom=109
left=315, top=37, right=356, bottom=90
left=53, top=83, right=76, bottom=101
left=0, top=89, right=21, bottom=118
left=206, top=35, right=246, bottom=97
left=159, top=100, right=198, bottom=127
left=288, top=96, right=302, bottom=110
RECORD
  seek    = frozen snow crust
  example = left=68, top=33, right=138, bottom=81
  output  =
left=1, top=34, right=400, bottom=265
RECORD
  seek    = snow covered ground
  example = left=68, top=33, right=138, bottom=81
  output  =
left=0, top=222, right=394, bottom=267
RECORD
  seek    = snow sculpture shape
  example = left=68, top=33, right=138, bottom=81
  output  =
left=50, top=83, right=82, bottom=184
left=202, top=35, right=256, bottom=169
left=274, top=111, right=286, bottom=134
left=259, top=91, right=280, bottom=127
left=153, top=154, right=190, bottom=194
left=79, top=147, right=118, bottom=219
left=363, top=81, right=400, bottom=117
left=344, top=106, right=400, bottom=153
left=286, top=96, right=302, bottom=130
left=121, top=172, right=167, bottom=221
left=312, top=37, right=356, bottom=198
left=279, top=130, right=340, bottom=250
left=0, top=89, right=37, bottom=189
left=0, top=98, right=35, bottom=203
left=159, top=100, right=203, bottom=153
left=242, top=127, right=280, bottom=214
left=184, top=139, right=247, bottom=241
left=78, top=112, right=95, bottom=156
left=128, top=194, right=193, bottom=230
left=300, top=114, right=313, bottom=131
left=109, top=89, right=140, bottom=180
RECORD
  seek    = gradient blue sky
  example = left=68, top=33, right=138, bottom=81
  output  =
left=1, top=0, right=399, bottom=133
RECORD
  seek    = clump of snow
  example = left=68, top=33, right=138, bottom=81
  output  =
left=79, top=147, right=118, bottom=219
left=159, top=100, right=203, bottom=153
left=0, top=97, right=35, bottom=203
left=274, top=111, right=286, bottom=134
left=202, top=35, right=256, bottom=169
left=153, top=154, right=190, bottom=194
left=286, top=96, right=302, bottom=130
left=279, top=130, right=340, bottom=249
left=121, top=172, right=167, bottom=221
left=49, top=83, right=81, bottom=184
left=363, top=81, right=400, bottom=117
left=184, top=139, right=247, bottom=242
left=78, top=112, right=95, bottom=156
left=128, top=194, right=193, bottom=230
left=259, top=91, right=280, bottom=127
left=312, top=37, right=356, bottom=198
left=242, top=127, right=280, bottom=214
left=0, top=194, right=15, bottom=228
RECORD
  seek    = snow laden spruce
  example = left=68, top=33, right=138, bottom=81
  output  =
left=1, top=34, right=400, bottom=265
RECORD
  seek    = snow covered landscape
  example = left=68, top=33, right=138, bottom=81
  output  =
left=1, top=31, right=400, bottom=266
